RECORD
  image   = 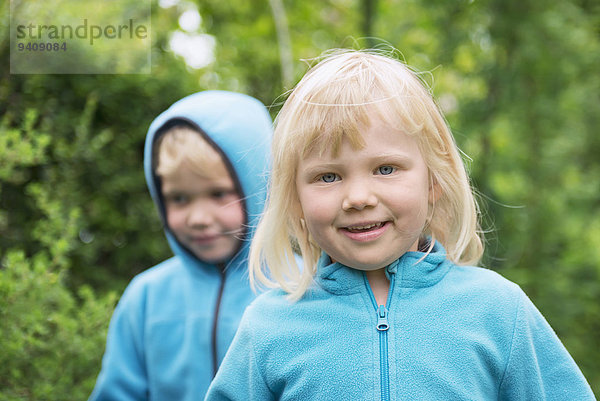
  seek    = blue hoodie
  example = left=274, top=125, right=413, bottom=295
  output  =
left=206, top=242, right=595, bottom=400
left=89, top=91, right=273, bottom=400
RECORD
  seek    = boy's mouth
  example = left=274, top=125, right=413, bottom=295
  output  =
left=190, top=234, right=221, bottom=244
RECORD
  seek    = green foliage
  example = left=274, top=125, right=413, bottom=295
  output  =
left=0, top=250, right=117, bottom=400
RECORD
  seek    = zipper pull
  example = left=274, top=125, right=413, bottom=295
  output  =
left=376, top=305, right=389, bottom=331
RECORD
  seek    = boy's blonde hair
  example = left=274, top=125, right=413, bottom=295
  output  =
left=155, top=124, right=227, bottom=179
left=250, top=50, right=484, bottom=300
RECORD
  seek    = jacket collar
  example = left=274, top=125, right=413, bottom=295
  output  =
left=316, top=241, right=451, bottom=295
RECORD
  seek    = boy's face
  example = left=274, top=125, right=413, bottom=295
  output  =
left=295, top=119, right=433, bottom=271
left=161, top=162, right=245, bottom=263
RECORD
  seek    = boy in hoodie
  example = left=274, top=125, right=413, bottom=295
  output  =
left=89, top=91, right=273, bottom=400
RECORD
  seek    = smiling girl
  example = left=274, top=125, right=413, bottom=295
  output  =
left=205, top=51, right=594, bottom=400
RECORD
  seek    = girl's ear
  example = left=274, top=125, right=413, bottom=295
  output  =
left=429, top=173, right=442, bottom=204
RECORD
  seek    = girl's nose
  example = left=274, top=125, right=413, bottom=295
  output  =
left=341, top=180, right=378, bottom=211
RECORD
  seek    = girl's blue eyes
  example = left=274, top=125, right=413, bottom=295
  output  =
left=318, top=166, right=395, bottom=182
left=378, top=166, right=395, bottom=175
left=320, top=173, right=338, bottom=183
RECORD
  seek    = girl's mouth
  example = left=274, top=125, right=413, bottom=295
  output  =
left=345, top=222, right=385, bottom=233
left=341, top=221, right=389, bottom=242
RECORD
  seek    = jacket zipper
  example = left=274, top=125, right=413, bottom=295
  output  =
left=364, top=272, right=396, bottom=401
left=211, top=267, right=226, bottom=378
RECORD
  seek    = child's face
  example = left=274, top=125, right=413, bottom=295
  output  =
left=161, top=162, right=244, bottom=263
left=296, top=119, right=432, bottom=271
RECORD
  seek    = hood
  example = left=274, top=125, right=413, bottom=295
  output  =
left=143, top=90, right=273, bottom=269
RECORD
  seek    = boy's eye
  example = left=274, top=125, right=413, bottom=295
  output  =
left=211, top=189, right=237, bottom=199
left=166, top=194, right=188, bottom=204
left=320, top=173, right=339, bottom=183
left=377, top=166, right=395, bottom=175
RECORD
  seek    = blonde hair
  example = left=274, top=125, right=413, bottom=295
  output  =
left=250, top=50, right=483, bottom=300
left=155, top=125, right=227, bottom=179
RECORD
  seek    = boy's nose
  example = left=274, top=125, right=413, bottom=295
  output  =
left=186, top=202, right=214, bottom=227
left=341, top=180, right=378, bottom=211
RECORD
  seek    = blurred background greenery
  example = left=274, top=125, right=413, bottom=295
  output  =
left=1, top=0, right=599, bottom=398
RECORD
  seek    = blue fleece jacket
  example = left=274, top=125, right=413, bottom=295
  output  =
left=89, top=91, right=273, bottom=400
left=206, top=242, right=595, bottom=400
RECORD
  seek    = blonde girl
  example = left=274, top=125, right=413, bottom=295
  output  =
left=206, top=51, right=594, bottom=400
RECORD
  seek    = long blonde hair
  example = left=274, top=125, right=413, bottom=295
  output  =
left=250, top=50, right=483, bottom=300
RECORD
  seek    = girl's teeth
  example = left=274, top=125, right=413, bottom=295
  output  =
left=347, top=223, right=382, bottom=232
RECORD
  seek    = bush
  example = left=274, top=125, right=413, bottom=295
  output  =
left=0, top=250, right=118, bottom=400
